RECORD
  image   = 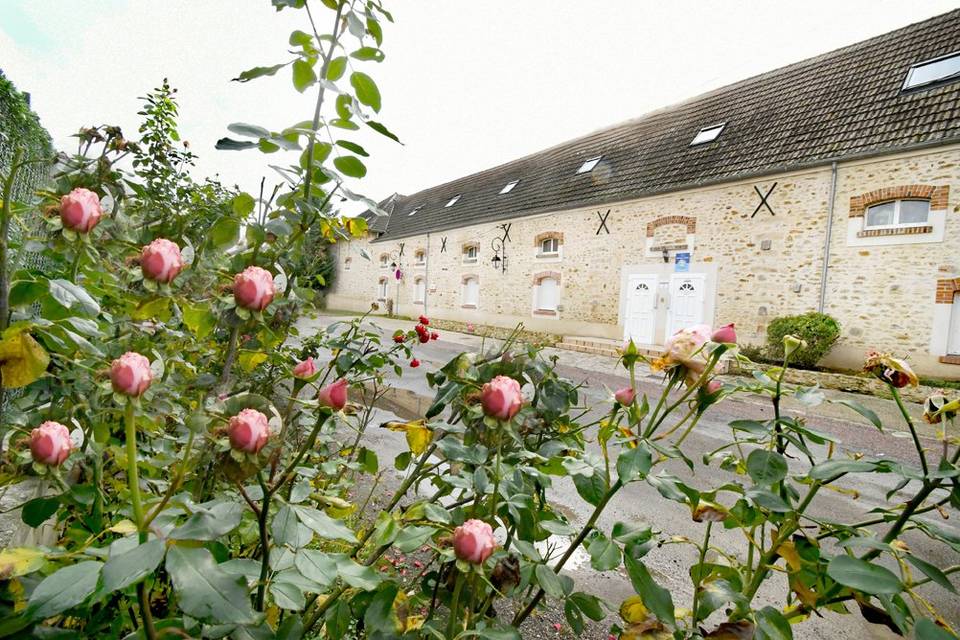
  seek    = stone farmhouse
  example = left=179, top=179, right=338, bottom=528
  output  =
left=328, top=10, right=960, bottom=376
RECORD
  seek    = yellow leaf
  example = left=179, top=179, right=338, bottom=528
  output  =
left=0, top=547, right=45, bottom=579
left=0, top=332, right=50, bottom=388
left=619, top=595, right=649, bottom=624
left=131, top=296, right=172, bottom=321
left=383, top=419, right=432, bottom=455
left=108, top=519, right=138, bottom=535
left=238, top=351, right=268, bottom=373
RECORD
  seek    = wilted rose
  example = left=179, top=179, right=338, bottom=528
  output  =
left=141, top=238, right=184, bottom=283
left=481, top=375, right=523, bottom=421
left=233, top=266, right=276, bottom=311
left=30, top=421, right=72, bottom=466
left=228, top=408, right=271, bottom=453
left=453, top=519, right=495, bottom=564
left=864, top=350, right=918, bottom=388
left=111, top=352, right=153, bottom=397
left=59, top=188, right=103, bottom=233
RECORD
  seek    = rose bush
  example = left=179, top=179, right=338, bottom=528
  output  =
left=0, top=1, right=956, bottom=639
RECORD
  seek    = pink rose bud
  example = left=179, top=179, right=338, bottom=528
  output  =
left=227, top=408, right=271, bottom=453
left=111, top=352, right=153, bottom=397
left=233, top=266, right=276, bottom=311
left=59, top=187, right=103, bottom=233
left=614, top=387, right=635, bottom=405
left=711, top=323, right=737, bottom=344
left=480, top=375, right=523, bottom=421
left=453, top=518, right=496, bottom=564
left=318, top=378, right=348, bottom=411
left=706, top=380, right=723, bottom=394
left=140, top=238, right=185, bottom=284
left=292, top=357, right=317, bottom=379
left=30, top=421, right=72, bottom=466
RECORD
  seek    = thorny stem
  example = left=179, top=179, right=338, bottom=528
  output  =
left=690, top=520, right=714, bottom=623
left=124, top=401, right=157, bottom=640
left=891, top=386, right=929, bottom=477
left=255, top=472, right=271, bottom=611
left=217, top=323, right=242, bottom=391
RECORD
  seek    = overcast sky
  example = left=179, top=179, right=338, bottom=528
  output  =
left=1, top=0, right=957, bottom=209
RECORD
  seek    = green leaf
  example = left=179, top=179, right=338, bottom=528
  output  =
left=169, top=503, right=244, bottom=541
left=332, top=554, right=381, bottom=590
left=215, top=137, right=257, bottom=150
left=569, top=591, right=605, bottom=620
left=292, top=59, right=316, bottom=92
left=335, top=94, right=353, bottom=120
left=326, top=56, right=347, bottom=81
left=272, top=505, right=300, bottom=548
left=336, top=140, right=369, bottom=157
left=754, top=606, right=792, bottom=640
left=587, top=534, right=621, bottom=571
left=233, top=192, right=256, bottom=217
left=271, top=580, right=305, bottom=610
left=915, top=618, right=958, bottom=640
left=299, top=142, right=331, bottom=170
left=21, top=496, right=59, bottom=528
left=747, top=450, right=788, bottom=485
left=363, top=584, right=398, bottom=634
left=394, top=525, right=436, bottom=553
left=48, top=279, right=99, bottom=315
left=366, top=120, right=400, bottom=143
left=27, top=561, right=102, bottom=620
left=210, top=216, right=241, bottom=248
left=333, top=155, right=367, bottom=178
left=181, top=302, right=217, bottom=340
left=745, top=486, right=791, bottom=512
left=616, top=445, right=652, bottom=482
left=809, top=459, right=878, bottom=481
left=294, top=550, right=337, bottom=588
left=233, top=63, right=286, bottom=82
left=905, top=555, right=956, bottom=594
left=9, top=280, right=47, bottom=308
left=350, top=47, right=384, bottom=62
left=827, top=555, right=902, bottom=595
left=288, top=29, right=312, bottom=47
left=624, top=556, right=675, bottom=628
left=292, top=506, right=356, bottom=542
left=834, top=399, right=882, bottom=429
left=535, top=564, right=564, bottom=599
left=102, top=539, right=166, bottom=593
left=165, top=545, right=258, bottom=624
left=228, top=123, right=270, bottom=138
left=350, top=71, right=381, bottom=112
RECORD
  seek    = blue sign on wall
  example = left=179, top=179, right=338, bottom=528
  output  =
left=675, top=252, right=691, bottom=272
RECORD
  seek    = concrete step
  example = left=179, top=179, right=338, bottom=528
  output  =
left=556, top=342, right=621, bottom=357
left=558, top=335, right=668, bottom=360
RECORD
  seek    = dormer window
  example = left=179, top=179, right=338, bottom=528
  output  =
left=691, top=123, right=725, bottom=145
left=407, top=205, right=423, bottom=217
left=903, top=51, right=960, bottom=92
left=445, top=195, right=461, bottom=208
left=576, top=156, right=602, bottom=174
left=499, top=179, right=520, bottom=194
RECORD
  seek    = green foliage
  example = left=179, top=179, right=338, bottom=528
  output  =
left=766, top=311, right=841, bottom=367
left=0, top=70, right=53, bottom=156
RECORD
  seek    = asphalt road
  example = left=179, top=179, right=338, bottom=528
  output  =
left=302, top=313, right=959, bottom=639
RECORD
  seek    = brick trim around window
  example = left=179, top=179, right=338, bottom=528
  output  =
left=936, top=278, right=960, bottom=304
left=857, top=225, right=933, bottom=238
left=532, top=271, right=561, bottom=285
left=534, top=231, right=564, bottom=246
left=849, top=184, right=949, bottom=217
left=646, top=215, right=696, bottom=237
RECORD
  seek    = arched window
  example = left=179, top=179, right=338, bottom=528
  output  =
left=379, top=254, right=390, bottom=268
left=462, top=276, right=479, bottom=308
left=414, top=277, right=426, bottom=304
left=414, top=249, right=426, bottom=266
left=344, top=257, right=352, bottom=271
left=534, top=232, right=563, bottom=259
left=462, top=243, right=479, bottom=264
left=865, top=199, right=930, bottom=229
left=540, top=237, right=559, bottom=255
left=377, top=277, right=388, bottom=300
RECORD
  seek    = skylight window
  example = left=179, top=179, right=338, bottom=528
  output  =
left=576, top=156, right=602, bottom=174
left=903, top=51, right=960, bottom=91
left=499, top=180, right=520, bottom=194
left=445, top=195, right=461, bottom=207
left=407, top=206, right=423, bottom=217
left=691, top=124, right=725, bottom=146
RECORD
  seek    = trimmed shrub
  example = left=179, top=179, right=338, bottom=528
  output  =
left=766, top=312, right=841, bottom=367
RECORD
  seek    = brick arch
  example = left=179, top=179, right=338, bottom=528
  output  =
left=461, top=273, right=479, bottom=284
left=378, top=276, right=388, bottom=284
left=462, top=241, right=479, bottom=251
left=646, top=215, right=696, bottom=237
left=378, top=252, right=390, bottom=265
left=936, top=278, right=960, bottom=304
left=849, top=184, right=949, bottom=217
left=534, top=231, right=564, bottom=247
left=532, top=270, right=561, bottom=285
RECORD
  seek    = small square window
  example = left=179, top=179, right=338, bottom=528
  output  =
left=407, top=205, right=423, bottom=217
left=576, top=156, right=602, bottom=174
left=500, top=180, right=520, bottom=194
left=414, top=250, right=426, bottom=265
left=445, top=195, right=461, bottom=208
left=462, top=245, right=478, bottom=263
left=691, top=123, right=725, bottom=145
left=539, top=238, right=559, bottom=255
left=903, top=51, right=960, bottom=91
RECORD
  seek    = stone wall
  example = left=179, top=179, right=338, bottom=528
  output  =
left=328, top=144, right=960, bottom=377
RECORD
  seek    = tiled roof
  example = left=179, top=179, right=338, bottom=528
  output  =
left=374, top=9, right=960, bottom=242
left=359, top=193, right=402, bottom=232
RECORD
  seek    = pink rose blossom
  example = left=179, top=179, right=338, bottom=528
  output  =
left=233, top=266, right=276, bottom=311
left=141, top=238, right=185, bottom=284
left=228, top=408, right=271, bottom=453
left=614, top=387, right=636, bottom=405
left=711, top=323, right=737, bottom=344
left=705, top=380, right=723, bottom=394
left=453, top=519, right=495, bottom=564
left=30, top=421, right=72, bottom=466
left=59, top=188, right=103, bottom=233
left=318, top=378, right=348, bottom=411
left=111, top=352, right=153, bottom=397
left=292, top=357, right=318, bottom=379
left=481, top=375, right=523, bottom=421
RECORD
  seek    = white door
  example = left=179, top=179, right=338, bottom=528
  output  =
left=667, top=274, right=706, bottom=337
left=949, top=293, right=960, bottom=355
left=624, top=274, right=658, bottom=344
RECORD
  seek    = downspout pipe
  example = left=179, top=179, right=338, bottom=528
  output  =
left=424, top=233, right=430, bottom=316
left=818, top=161, right=838, bottom=313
